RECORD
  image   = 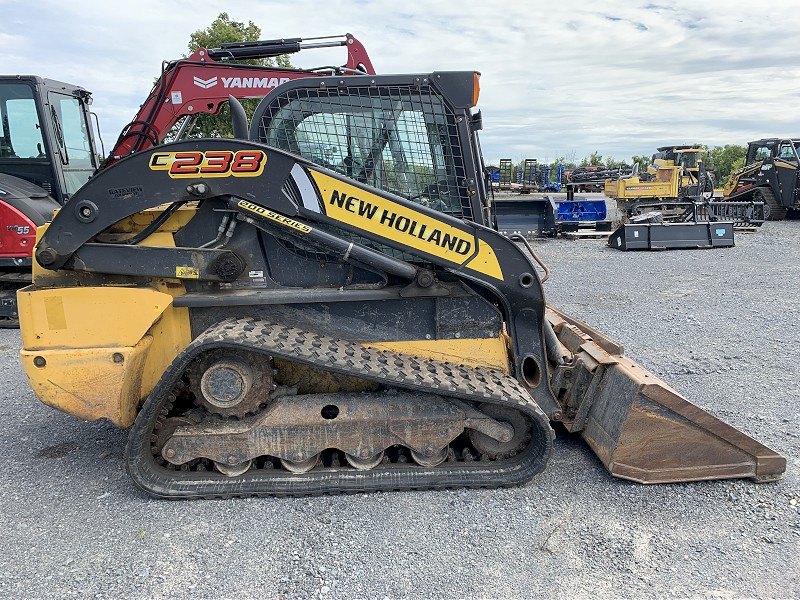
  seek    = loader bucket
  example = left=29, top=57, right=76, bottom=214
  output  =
left=546, top=308, right=786, bottom=483
left=494, top=197, right=558, bottom=238
left=608, top=221, right=735, bottom=251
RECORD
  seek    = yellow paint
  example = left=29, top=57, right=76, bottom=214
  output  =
left=366, top=336, right=510, bottom=374
left=723, top=162, right=762, bottom=197
left=19, top=286, right=177, bottom=350
left=31, top=224, right=52, bottom=280
left=107, top=204, right=198, bottom=234
left=774, top=159, right=798, bottom=170
left=31, top=208, right=198, bottom=281
left=139, top=306, right=191, bottom=398
left=21, top=337, right=152, bottom=428
left=604, top=168, right=678, bottom=199
left=18, top=284, right=192, bottom=427
left=465, top=240, right=503, bottom=280
left=22, top=207, right=195, bottom=427
left=308, top=169, right=503, bottom=280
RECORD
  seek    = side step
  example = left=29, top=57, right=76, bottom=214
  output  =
left=546, top=307, right=786, bottom=483
left=608, top=221, right=735, bottom=250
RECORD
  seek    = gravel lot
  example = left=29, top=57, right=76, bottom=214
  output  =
left=0, top=218, right=797, bottom=599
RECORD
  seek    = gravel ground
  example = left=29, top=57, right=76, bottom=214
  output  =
left=0, top=218, right=797, bottom=599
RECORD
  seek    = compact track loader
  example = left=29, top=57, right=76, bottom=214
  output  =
left=723, top=138, right=800, bottom=220
left=18, top=72, right=785, bottom=498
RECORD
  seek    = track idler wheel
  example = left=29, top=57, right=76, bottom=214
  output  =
left=188, top=349, right=273, bottom=418
left=468, top=404, right=528, bottom=459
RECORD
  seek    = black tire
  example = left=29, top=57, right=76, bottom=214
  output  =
left=754, top=187, right=787, bottom=221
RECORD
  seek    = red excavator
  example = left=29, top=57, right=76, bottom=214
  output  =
left=0, top=34, right=374, bottom=326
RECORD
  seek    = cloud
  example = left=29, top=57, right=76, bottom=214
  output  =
left=1, top=0, right=798, bottom=166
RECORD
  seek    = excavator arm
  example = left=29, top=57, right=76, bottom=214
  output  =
left=107, top=34, right=375, bottom=165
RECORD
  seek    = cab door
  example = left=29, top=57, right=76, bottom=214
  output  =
left=773, top=140, right=799, bottom=208
left=47, top=91, right=98, bottom=200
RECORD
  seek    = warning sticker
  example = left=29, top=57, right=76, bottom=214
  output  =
left=175, top=266, right=200, bottom=279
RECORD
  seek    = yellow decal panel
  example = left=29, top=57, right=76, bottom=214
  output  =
left=774, top=159, right=798, bottom=170
left=175, top=266, right=200, bottom=279
left=43, top=295, right=67, bottom=330
left=237, top=200, right=312, bottom=233
left=308, top=169, right=503, bottom=280
left=149, top=150, right=267, bottom=178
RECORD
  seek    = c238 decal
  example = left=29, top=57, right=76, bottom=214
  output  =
left=149, top=150, right=267, bottom=178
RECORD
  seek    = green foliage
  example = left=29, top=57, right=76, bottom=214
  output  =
left=705, top=144, right=747, bottom=184
left=181, top=13, right=295, bottom=139
left=552, top=156, right=577, bottom=169
left=579, top=151, right=604, bottom=167
left=188, top=13, right=262, bottom=58
left=630, top=155, right=650, bottom=172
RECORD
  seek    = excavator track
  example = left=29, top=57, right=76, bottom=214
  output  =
left=0, top=271, right=30, bottom=328
left=125, top=317, right=554, bottom=499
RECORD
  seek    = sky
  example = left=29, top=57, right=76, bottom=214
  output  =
left=2, top=0, right=799, bottom=166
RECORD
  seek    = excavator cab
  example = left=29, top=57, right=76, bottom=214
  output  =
left=649, top=145, right=705, bottom=189
left=0, top=76, right=100, bottom=325
left=0, top=76, right=100, bottom=204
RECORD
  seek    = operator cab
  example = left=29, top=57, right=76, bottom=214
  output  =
left=776, top=139, right=800, bottom=162
left=249, top=71, right=488, bottom=225
left=651, top=146, right=702, bottom=171
left=0, top=76, right=100, bottom=203
left=746, top=139, right=780, bottom=165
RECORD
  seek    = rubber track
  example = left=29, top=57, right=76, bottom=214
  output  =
left=125, top=317, right=554, bottom=499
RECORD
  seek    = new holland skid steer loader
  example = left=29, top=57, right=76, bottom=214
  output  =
left=18, top=71, right=785, bottom=498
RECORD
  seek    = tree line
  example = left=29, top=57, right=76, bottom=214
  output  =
left=505, top=144, right=747, bottom=186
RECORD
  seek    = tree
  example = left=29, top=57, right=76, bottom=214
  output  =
left=182, top=13, right=294, bottom=139
left=579, top=151, right=604, bottom=167
left=552, top=156, right=577, bottom=170
left=630, top=155, right=650, bottom=173
left=706, top=144, right=747, bottom=185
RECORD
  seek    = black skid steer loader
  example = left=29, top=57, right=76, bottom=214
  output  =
left=18, top=72, right=785, bottom=498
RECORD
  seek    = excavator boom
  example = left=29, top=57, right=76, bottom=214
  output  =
left=107, top=33, right=375, bottom=164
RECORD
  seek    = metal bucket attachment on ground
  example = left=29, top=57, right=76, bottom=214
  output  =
left=555, top=198, right=607, bottom=223
left=496, top=196, right=611, bottom=238
left=608, top=220, right=735, bottom=250
left=495, top=197, right=558, bottom=238
left=546, top=307, right=786, bottom=483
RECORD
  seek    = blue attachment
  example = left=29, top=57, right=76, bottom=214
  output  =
left=539, top=163, right=564, bottom=192
left=555, top=199, right=607, bottom=222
